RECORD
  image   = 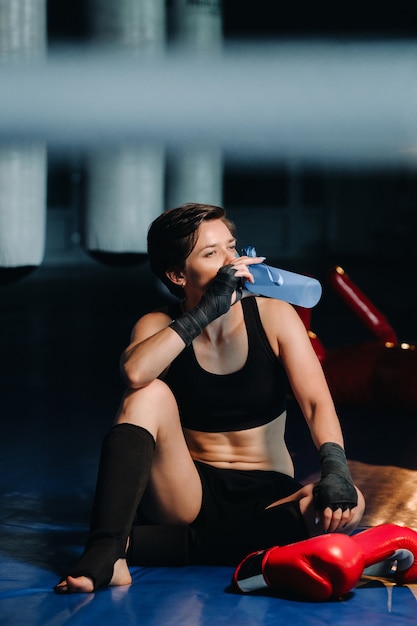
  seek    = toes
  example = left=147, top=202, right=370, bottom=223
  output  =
left=54, top=581, right=72, bottom=594
left=53, top=576, right=94, bottom=594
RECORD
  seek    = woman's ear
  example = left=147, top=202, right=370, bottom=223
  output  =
left=165, top=270, right=186, bottom=288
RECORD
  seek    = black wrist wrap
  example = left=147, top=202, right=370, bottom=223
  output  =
left=169, top=265, right=240, bottom=347
left=313, top=442, right=358, bottom=512
left=169, top=307, right=210, bottom=347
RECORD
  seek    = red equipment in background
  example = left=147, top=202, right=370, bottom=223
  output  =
left=297, top=266, right=417, bottom=414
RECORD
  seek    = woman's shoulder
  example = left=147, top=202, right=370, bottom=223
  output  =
left=253, top=295, right=306, bottom=335
left=252, top=294, right=296, bottom=316
left=140, top=299, right=182, bottom=322
left=130, top=306, right=174, bottom=341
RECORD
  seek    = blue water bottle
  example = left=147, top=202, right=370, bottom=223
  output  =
left=241, top=246, right=322, bottom=308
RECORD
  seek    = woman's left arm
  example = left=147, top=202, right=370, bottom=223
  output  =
left=264, top=299, right=341, bottom=445
left=261, top=299, right=359, bottom=530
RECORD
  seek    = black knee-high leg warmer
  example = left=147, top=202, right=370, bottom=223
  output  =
left=61, top=423, right=155, bottom=590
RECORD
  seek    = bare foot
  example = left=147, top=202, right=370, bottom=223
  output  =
left=55, top=558, right=132, bottom=594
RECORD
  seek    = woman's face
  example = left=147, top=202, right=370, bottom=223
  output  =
left=182, top=219, right=237, bottom=293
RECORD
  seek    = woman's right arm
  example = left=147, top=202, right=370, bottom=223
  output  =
left=120, top=311, right=186, bottom=389
left=123, top=263, right=244, bottom=389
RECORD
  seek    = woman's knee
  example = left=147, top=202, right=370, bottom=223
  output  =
left=350, top=486, right=366, bottom=527
left=115, top=379, right=180, bottom=437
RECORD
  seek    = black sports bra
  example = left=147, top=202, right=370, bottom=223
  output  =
left=164, top=296, right=288, bottom=432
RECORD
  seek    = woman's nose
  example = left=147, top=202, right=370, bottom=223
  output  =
left=224, top=249, right=236, bottom=264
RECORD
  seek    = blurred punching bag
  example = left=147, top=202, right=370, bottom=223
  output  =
left=85, top=0, right=166, bottom=261
left=0, top=0, right=47, bottom=278
left=168, top=0, right=223, bottom=208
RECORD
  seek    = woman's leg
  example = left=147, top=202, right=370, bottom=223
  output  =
left=55, top=379, right=202, bottom=593
left=115, top=379, right=203, bottom=525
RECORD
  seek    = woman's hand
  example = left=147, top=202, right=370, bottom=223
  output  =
left=227, top=254, right=266, bottom=293
left=317, top=504, right=358, bottom=533
left=313, top=442, right=358, bottom=532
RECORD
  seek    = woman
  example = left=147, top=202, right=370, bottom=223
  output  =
left=55, top=203, right=365, bottom=594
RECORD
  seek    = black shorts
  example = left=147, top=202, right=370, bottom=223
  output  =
left=129, top=461, right=309, bottom=567
left=192, top=460, right=303, bottom=528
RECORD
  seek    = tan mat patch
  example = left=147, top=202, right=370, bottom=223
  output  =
left=348, top=460, right=417, bottom=530
left=303, top=460, right=417, bottom=530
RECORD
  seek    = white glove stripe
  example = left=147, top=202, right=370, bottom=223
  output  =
left=236, top=573, right=268, bottom=593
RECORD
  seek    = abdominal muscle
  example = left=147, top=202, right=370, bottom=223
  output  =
left=184, top=410, right=295, bottom=476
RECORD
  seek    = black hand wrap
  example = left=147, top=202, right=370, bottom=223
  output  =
left=313, top=442, right=358, bottom=512
left=169, top=264, right=241, bottom=347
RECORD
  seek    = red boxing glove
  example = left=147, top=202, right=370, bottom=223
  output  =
left=232, top=534, right=364, bottom=601
left=351, top=524, right=417, bottom=585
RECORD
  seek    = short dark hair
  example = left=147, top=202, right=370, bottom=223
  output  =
left=147, top=203, right=235, bottom=298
